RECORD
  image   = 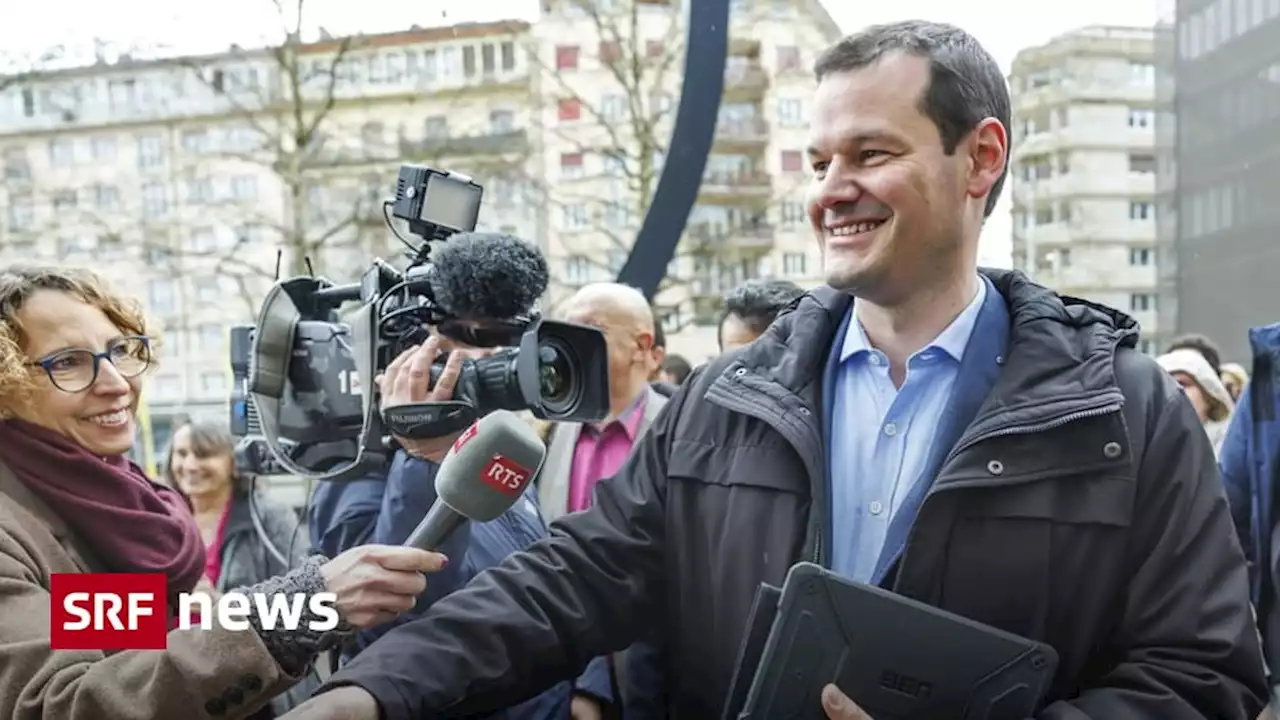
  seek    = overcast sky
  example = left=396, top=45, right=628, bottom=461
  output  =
left=0, top=0, right=1161, bottom=267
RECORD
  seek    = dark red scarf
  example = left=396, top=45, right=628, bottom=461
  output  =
left=0, top=418, right=205, bottom=604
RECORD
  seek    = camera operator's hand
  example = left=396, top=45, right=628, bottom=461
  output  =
left=319, top=544, right=448, bottom=628
left=377, top=337, right=465, bottom=463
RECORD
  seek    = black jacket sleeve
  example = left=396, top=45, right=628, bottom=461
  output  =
left=315, top=389, right=684, bottom=719
left=1039, top=389, right=1269, bottom=719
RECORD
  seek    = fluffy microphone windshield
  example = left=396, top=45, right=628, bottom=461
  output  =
left=430, top=232, right=549, bottom=320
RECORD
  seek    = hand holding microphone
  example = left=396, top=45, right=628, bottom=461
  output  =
left=403, top=409, right=546, bottom=552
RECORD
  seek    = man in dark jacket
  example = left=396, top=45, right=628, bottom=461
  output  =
left=285, top=20, right=1267, bottom=720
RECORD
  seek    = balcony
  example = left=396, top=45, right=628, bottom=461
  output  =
left=699, top=171, right=772, bottom=202
left=715, top=117, right=770, bottom=149
left=686, top=223, right=775, bottom=253
left=399, top=130, right=529, bottom=161
left=724, top=63, right=769, bottom=99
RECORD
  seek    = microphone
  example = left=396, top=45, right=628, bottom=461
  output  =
left=429, top=232, right=549, bottom=320
left=403, top=410, right=546, bottom=551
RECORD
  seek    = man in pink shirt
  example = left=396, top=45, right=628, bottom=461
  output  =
left=537, top=283, right=669, bottom=522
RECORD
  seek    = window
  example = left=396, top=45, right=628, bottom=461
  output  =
left=500, top=41, right=516, bottom=70
left=197, top=324, right=222, bottom=349
left=777, top=98, right=803, bottom=126
left=1129, top=247, right=1153, bottom=265
left=1130, top=62, right=1155, bottom=85
left=1129, top=201, right=1153, bottom=220
left=600, top=94, right=627, bottom=121
left=425, top=116, right=449, bottom=138
left=231, top=174, right=258, bottom=200
left=562, top=204, right=589, bottom=230
left=1128, top=153, right=1156, bottom=174
left=560, top=152, right=584, bottom=178
left=147, top=279, right=176, bottom=313
left=1129, top=293, right=1155, bottom=312
left=141, top=183, right=168, bottom=217
left=555, top=45, right=580, bottom=70
left=599, top=41, right=621, bottom=64
left=200, top=372, right=226, bottom=394
left=779, top=201, right=805, bottom=226
left=776, top=46, right=801, bottom=71
left=152, top=375, right=182, bottom=398
left=462, top=46, right=477, bottom=77
left=780, top=150, right=803, bottom=172
left=783, top=252, right=807, bottom=276
left=558, top=98, right=582, bottom=122
left=94, top=185, right=120, bottom=211
left=182, top=130, right=210, bottom=154
left=1127, top=109, right=1154, bottom=128
left=91, top=136, right=117, bottom=162
left=52, top=190, right=77, bottom=212
left=440, top=47, right=461, bottom=78
left=4, top=148, right=30, bottom=180
left=602, top=152, right=626, bottom=176
left=8, top=196, right=33, bottom=231
left=137, top=134, right=165, bottom=169
left=186, top=177, right=214, bottom=203
left=490, top=110, right=514, bottom=133
left=564, top=255, right=591, bottom=283
left=48, top=138, right=75, bottom=166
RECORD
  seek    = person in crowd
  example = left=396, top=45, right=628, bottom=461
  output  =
left=1220, top=322, right=1280, bottom=712
left=648, top=312, right=678, bottom=398
left=659, top=355, right=691, bottom=386
left=166, top=419, right=318, bottom=717
left=1158, top=348, right=1236, bottom=456
left=718, top=278, right=805, bottom=353
left=1222, top=362, right=1249, bottom=403
left=0, top=265, right=447, bottom=720
left=285, top=21, right=1266, bottom=720
left=308, top=328, right=614, bottom=720
left=1169, top=332, right=1225, bottom=379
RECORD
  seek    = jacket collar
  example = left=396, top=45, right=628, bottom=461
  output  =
left=0, top=460, right=71, bottom=540
left=729, top=268, right=1139, bottom=415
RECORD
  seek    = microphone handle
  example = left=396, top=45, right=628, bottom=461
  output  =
left=403, top=501, right=467, bottom=551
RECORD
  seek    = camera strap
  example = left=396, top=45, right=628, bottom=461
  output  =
left=248, top=278, right=384, bottom=482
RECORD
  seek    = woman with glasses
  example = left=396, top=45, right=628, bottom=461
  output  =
left=0, top=265, right=449, bottom=720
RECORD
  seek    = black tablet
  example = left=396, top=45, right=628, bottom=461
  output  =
left=734, top=563, right=1058, bottom=720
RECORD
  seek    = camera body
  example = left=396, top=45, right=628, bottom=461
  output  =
left=231, top=165, right=611, bottom=479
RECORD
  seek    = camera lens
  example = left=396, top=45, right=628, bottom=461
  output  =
left=537, top=340, right=581, bottom=414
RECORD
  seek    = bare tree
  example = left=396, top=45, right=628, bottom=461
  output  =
left=527, top=0, right=803, bottom=327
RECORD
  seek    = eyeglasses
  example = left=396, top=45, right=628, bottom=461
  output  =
left=26, top=335, right=153, bottom=393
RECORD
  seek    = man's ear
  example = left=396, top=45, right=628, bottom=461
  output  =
left=965, top=117, right=1007, bottom=205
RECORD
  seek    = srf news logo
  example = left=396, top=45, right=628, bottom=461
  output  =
left=49, top=573, right=339, bottom=651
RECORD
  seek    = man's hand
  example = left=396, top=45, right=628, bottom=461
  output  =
left=278, top=687, right=379, bottom=719
left=377, top=337, right=465, bottom=463
left=570, top=694, right=604, bottom=720
left=822, top=685, right=873, bottom=719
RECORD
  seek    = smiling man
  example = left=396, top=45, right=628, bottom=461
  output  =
left=284, top=20, right=1267, bottom=720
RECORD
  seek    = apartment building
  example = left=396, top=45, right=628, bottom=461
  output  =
left=0, top=0, right=840, bottom=456
left=1008, top=26, right=1162, bottom=353
left=1156, top=0, right=1280, bottom=362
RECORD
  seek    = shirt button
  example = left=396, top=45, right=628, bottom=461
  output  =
left=869, top=500, right=884, bottom=515
left=869, top=354, right=882, bottom=365
left=884, top=423, right=897, bottom=436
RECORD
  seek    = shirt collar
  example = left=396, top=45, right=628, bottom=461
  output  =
left=590, top=388, right=648, bottom=439
left=840, top=276, right=987, bottom=364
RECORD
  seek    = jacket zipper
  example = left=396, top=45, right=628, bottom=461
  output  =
left=894, top=398, right=1123, bottom=589
left=704, top=381, right=827, bottom=566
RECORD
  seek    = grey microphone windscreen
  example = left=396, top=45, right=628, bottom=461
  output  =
left=435, top=410, right=546, bottom=522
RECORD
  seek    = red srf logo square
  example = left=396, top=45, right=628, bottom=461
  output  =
left=49, top=573, right=168, bottom=650
left=481, top=455, right=531, bottom=496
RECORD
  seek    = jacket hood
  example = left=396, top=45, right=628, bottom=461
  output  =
left=1158, top=348, right=1235, bottom=422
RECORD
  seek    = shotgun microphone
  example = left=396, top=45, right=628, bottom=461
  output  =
left=403, top=410, right=546, bottom=550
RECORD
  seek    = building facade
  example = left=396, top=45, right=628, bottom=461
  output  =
left=1008, top=26, right=1162, bottom=354
left=0, top=0, right=840, bottom=466
left=1157, top=0, right=1280, bottom=363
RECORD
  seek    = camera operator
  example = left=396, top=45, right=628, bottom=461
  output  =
left=308, top=328, right=614, bottom=720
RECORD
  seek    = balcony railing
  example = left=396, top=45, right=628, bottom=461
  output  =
left=724, top=64, right=768, bottom=91
left=716, top=117, right=770, bottom=141
left=687, top=223, right=775, bottom=251
left=701, top=171, right=771, bottom=194
left=399, top=129, right=529, bottom=159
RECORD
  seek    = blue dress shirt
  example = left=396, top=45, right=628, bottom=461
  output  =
left=828, top=278, right=987, bottom=583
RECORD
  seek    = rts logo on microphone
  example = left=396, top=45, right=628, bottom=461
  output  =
left=482, top=455, right=530, bottom=495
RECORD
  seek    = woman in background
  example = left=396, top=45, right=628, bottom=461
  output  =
left=1158, top=348, right=1236, bottom=456
left=165, top=419, right=319, bottom=717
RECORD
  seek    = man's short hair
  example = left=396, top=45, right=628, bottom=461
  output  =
left=1168, top=333, right=1223, bottom=378
left=720, top=279, right=806, bottom=343
left=660, top=354, right=692, bottom=384
left=813, top=20, right=1011, bottom=218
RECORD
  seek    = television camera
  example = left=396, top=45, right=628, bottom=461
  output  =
left=230, top=165, right=611, bottom=482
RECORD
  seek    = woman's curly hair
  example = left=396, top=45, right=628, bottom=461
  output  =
left=0, top=265, right=154, bottom=415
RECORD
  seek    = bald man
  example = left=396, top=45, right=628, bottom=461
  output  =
left=536, top=283, right=669, bottom=523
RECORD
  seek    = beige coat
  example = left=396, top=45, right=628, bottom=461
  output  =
left=0, top=461, right=300, bottom=720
